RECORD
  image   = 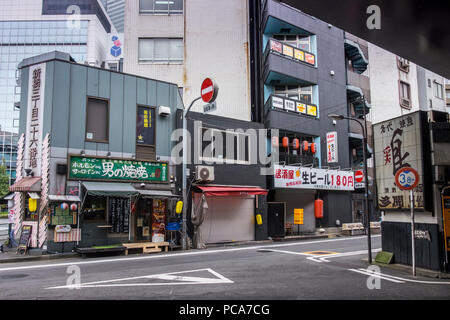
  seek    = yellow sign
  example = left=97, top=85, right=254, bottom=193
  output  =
left=297, top=102, right=307, bottom=114
left=294, top=208, right=304, bottom=225
left=443, top=196, right=450, bottom=252
left=294, top=49, right=304, bottom=61
left=283, top=45, right=294, bottom=58
left=307, top=105, right=317, bottom=117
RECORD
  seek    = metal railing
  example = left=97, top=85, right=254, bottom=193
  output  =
left=0, top=222, right=10, bottom=246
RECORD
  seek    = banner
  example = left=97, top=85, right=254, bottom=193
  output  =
left=274, top=165, right=354, bottom=191
left=68, top=155, right=168, bottom=183
left=137, top=106, right=155, bottom=146
left=326, top=131, right=338, bottom=163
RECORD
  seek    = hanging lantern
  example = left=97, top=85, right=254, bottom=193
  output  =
left=282, top=137, right=289, bottom=148
left=292, top=138, right=300, bottom=150
left=61, top=202, right=69, bottom=210
left=271, top=136, right=279, bottom=147
left=311, top=143, right=316, bottom=154
left=28, top=198, right=37, bottom=212
left=302, top=140, right=309, bottom=152
left=70, top=203, right=78, bottom=211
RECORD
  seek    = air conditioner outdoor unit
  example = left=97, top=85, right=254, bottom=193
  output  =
left=159, top=106, right=171, bottom=116
left=195, top=165, right=215, bottom=182
left=400, top=98, right=411, bottom=109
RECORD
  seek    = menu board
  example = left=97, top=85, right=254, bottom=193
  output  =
left=152, top=199, right=166, bottom=242
left=109, top=197, right=130, bottom=233
left=17, top=225, right=32, bottom=254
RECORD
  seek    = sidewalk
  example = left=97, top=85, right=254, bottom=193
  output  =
left=0, top=232, right=337, bottom=264
left=373, top=261, right=450, bottom=280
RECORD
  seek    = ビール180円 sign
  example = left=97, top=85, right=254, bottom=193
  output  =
left=68, top=155, right=168, bottom=183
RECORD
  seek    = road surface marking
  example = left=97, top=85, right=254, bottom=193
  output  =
left=46, top=268, right=233, bottom=289
left=302, top=250, right=339, bottom=256
left=307, top=249, right=382, bottom=262
left=351, top=268, right=450, bottom=285
left=0, top=235, right=381, bottom=272
left=348, top=268, right=405, bottom=283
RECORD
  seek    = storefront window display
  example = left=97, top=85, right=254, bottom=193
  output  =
left=136, top=198, right=168, bottom=242
left=24, top=196, right=38, bottom=221
left=50, top=203, right=77, bottom=225
left=82, top=196, right=106, bottom=222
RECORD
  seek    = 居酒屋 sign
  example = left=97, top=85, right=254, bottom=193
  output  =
left=274, top=165, right=355, bottom=191
left=68, top=155, right=168, bottom=183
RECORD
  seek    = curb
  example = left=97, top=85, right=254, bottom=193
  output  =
left=0, top=252, right=78, bottom=264
left=372, top=261, right=450, bottom=279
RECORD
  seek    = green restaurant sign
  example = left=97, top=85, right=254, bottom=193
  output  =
left=68, top=155, right=168, bottom=183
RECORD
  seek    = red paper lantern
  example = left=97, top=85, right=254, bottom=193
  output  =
left=314, top=199, right=323, bottom=218
left=302, top=141, right=309, bottom=152
left=311, top=142, right=316, bottom=154
left=282, top=137, right=289, bottom=148
left=271, top=136, right=279, bottom=147
left=292, top=138, right=300, bottom=150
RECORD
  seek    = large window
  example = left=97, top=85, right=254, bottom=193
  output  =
left=138, top=38, right=183, bottom=63
left=139, top=0, right=183, bottom=14
left=86, top=97, right=109, bottom=142
left=273, top=34, right=311, bottom=52
left=199, top=128, right=250, bottom=164
left=275, top=85, right=313, bottom=103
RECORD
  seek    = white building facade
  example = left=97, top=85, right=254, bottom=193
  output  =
left=124, top=0, right=251, bottom=121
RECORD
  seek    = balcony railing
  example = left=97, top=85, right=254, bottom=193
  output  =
left=265, top=94, right=318, bottom=119
left=264, top=38, right=316, bottom=67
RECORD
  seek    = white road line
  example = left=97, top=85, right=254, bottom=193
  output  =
left=0, top=235, right=381, bottom=272
left=355, top=268, right=450, bottom=285
left=348, top=268, right=405, bottom=283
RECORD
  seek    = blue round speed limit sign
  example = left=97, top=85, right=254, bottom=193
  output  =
left=395, top=167, right=419, bottom=190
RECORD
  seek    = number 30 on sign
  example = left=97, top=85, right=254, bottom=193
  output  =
left=395, top=167, right=419, bottom=191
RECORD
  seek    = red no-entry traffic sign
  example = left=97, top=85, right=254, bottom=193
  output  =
left=355, top=170, right=364, bottom=183
left=395, top=167, right=419, bottom=190
left=201, top=78, right=218, bottom=103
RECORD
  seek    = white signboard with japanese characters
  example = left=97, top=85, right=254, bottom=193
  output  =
left=274, top=165, right=355, bottom=191
left=24, top=63, right=46, bottom=177
left=374, top=112, right=424, bottom=210
left=326, top=131, right=338, bottom=163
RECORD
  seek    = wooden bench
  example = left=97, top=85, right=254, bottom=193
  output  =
left=75, top=246, right=126, bottom=258
left=342, top=223, right=365, bottom=236
left=122, top=242, right=170, bottom=255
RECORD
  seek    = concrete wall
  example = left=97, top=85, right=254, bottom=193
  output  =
left=368, top=43, right=421, bottom=124
left=124, top=0, right=251, bottom=121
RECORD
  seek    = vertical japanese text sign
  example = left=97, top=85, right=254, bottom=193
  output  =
left=24, top=63, right=46, bottom=177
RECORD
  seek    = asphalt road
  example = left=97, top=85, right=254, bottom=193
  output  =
left=0, top=235, right=449, bottom=300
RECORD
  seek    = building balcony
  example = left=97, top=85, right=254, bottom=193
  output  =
left=344, top=39, right=368, bottom=74
left=263, top=38, right=317, bottom=86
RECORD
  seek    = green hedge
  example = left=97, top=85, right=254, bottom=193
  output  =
left=0, top=212, right=8, bottom=218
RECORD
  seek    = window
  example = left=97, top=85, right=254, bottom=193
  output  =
left=273, top=34, right=311, bottom=52
left=86, top=97, right=109, bottom=142
left=199, top=128, right=250, bottom=164
left=274, top=85, right=313, bottom=103
left=83, top=196, right=106, bottom=222
left=139, top=0, right=183, bottom=14
left=434, top=81, right=443, bottom=99
left=399, top=81, right=411, bottom=109
left=139, top=38, right=183, bottom=63
left=50, top=203, right=77, bottom=225
left=428, top=79, right=432, bottom=88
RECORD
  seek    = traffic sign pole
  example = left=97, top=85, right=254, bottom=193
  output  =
left=410, top=189, right=416, bottom=276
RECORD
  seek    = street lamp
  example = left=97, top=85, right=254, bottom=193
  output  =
left=328, top=110, right=372, bottom=264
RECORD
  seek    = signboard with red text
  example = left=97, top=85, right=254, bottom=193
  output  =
left=274, top=165, right=354, bottom=191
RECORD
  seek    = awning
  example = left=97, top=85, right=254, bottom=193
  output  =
left=82, top=182, right=139, bottom=197
left=137, top=189, right=179, bottom=198
left=28, top=192, right=40, bottom=199
left=48, top=195, right=81, bottom=202
left=3, top=193, right=15, bottom=200
left=9, top=177, right=41, bottom=192
left=197, top=186, right=268, bottom=197
left=344, top=39, right=368, bottom=74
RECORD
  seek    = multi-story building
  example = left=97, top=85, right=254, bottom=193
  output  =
left=124, top=0, right=251, bottom=121
left=11, top=51, right=182, bottom=253
left=102, top=0, right=125, bottom=33
left=251, top=0, right=368, bottom=234
left=0, top=0, right=118, bottom=184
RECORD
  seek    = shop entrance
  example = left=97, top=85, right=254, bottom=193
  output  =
left=268, top=202, right=285, bottom=238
